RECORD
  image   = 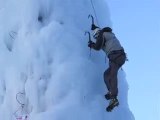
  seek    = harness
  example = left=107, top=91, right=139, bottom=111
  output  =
left=108, top=49, right=127, bottom=67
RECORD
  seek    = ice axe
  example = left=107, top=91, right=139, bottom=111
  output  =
left=85, top=31, right=91, bottom=42
left=85, top=31, right=92, bottom=57
left=88, top=14, right=95, bottom=25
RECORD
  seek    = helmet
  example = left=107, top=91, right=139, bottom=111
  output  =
left=93, top=28, right=101, bottom=39
left=102, top=27, right=112, bottom=32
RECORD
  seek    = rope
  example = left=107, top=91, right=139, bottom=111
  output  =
left=16, top=92, right=25, bottom=106
left=14, top=92, right=29, bottom=120
left=90, top=0, right=100, bottom=26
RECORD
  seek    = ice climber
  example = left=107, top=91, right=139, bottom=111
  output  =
left=88, top=24, right=127, bottom=112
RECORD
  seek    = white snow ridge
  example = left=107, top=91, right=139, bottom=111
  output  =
left=0, top=0, right=134, bottom=120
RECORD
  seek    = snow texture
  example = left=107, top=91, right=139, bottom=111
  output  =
left=0, top=0, right=134, bottom=120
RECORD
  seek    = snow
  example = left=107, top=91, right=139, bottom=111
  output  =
left=0, top=0, right=134, bottom=120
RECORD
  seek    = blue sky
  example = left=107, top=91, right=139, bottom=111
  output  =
left=107, top=0, right=160, bottom=120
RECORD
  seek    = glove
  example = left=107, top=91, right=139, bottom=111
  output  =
left=88, top=41, right=95, bottom=48
left=91, top=24, right=99, bottom=30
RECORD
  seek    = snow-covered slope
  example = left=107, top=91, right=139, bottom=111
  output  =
left=0, top=0, right=134, bottom=120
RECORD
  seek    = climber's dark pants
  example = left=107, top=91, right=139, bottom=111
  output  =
left=104, top=50, right=126, bottom=98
